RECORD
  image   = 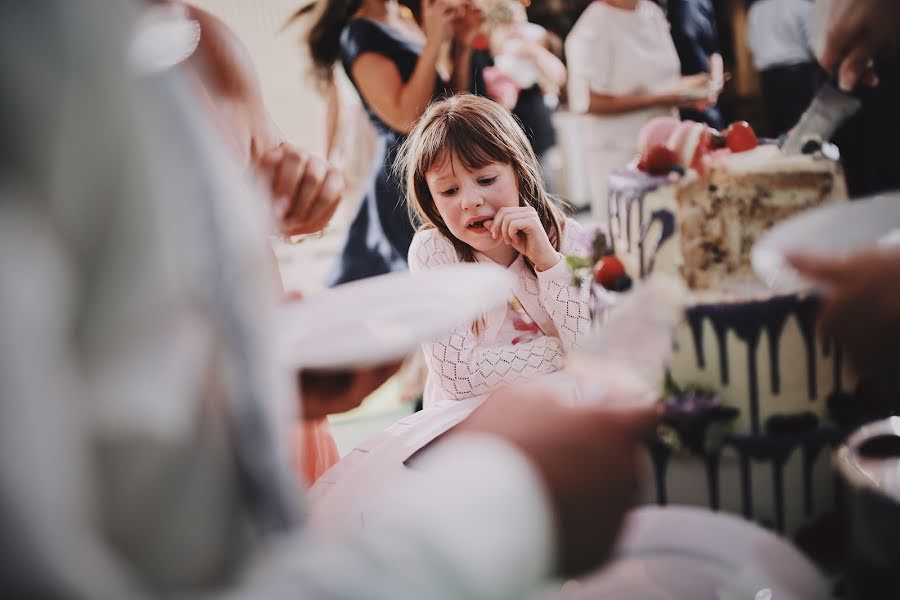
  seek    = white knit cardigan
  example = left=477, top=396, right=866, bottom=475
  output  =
left=408, top=218, right=593, bottom=406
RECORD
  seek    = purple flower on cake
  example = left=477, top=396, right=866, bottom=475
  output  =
left=660, top=380, right=739, bottom=455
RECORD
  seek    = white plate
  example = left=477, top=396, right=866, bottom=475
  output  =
left=752, top=193, right=900, bottom=293
left=544, top=506, right=830, bottom=599
left=275, top=264, right=515, bottom=370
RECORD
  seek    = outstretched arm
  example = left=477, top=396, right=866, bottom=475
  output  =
left=186, top=5, right=342, bottom=236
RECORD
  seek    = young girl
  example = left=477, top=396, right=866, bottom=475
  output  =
left=396, top=94, right=592, bottom=406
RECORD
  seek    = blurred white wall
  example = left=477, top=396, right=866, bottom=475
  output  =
left=191, top=0, right=328, bottom=154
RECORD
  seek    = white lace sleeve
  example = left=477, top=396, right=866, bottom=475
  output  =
left=409, top=231, right=565, bottom=400
left=534, top=219, right=592, bottom=353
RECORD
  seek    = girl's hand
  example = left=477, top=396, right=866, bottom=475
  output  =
left=422, top=0, right=456, bottom=45
left=487, top=206, right=560, bottom=271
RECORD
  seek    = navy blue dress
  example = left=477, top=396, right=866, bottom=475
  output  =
left=328, top=19, right=452, bottom=286
left=667, top=0, right=724, bottom=129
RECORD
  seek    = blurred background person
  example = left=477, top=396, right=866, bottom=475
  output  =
left=564, top=0, right=706, bottom=218
left=666, top=0, right=725, bottom=129
left=746, top=0, right=817, bottom=138
left=474, top=0, right=567, bottom=192
left=306, top=0, right=483, bottom=286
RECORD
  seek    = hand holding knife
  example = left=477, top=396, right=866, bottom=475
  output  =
left=780, top=78, right=862, bottom=155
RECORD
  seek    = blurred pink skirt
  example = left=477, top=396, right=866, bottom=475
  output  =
left=293, top=419, right=340, bottom=486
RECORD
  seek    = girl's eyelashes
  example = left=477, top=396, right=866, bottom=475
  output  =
left=440, top=187, right=458, bottom=197
left=478, top=176, right=497, bottom=186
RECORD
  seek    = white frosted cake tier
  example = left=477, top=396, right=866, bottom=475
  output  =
left=605, top=145, right=855, bottom=534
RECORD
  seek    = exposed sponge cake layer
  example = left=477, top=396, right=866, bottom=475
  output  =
left=677, top=165, right=840, bottom=290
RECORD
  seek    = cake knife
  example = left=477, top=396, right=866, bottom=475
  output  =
left=781, top=79, right=862, bottom=155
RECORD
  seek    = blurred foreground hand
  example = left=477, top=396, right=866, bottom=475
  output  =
left=455, top=386, right=659, bottom=577
left=818, top=0, right=900, bottom=90
left=788, top=248, right=900, bottom=397
left=260, top=144, right=344, bottom=237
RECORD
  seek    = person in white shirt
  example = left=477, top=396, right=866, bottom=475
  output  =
left=400, top=95, right=593, bottom=407
left=746, top=0, right=818, bottom=137
left=564, top=0, right=706, bottom=219
left=0, top=0, right=657, bottom=597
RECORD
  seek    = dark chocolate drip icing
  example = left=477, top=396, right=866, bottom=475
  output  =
left=648, top=440, right=672, bottom=505
left=825, top=344, right=855, bottom=426
left=834, top=475, right=845, bottom=513
left=705, top=453, right=721, bottom=510
left=607, top=190, right=618, bottom=254
left=686, top=295, right=823, bottom=434
left=801, top=440, right=830, bottom=516
left=636, top=196, right=643, bottom=257
left=795, top=296, right=819, bottom=400
left=764, top=311, right=791, bottom=394
left=606, top=167, right=667, bottom=261
left=639, top=209, right=676, bottom=277
left=802, top=445, right=816, bottom=516
left=747, top=338, right=761, bottom=433
left=647, top=427, right=846, bottom=530
left=738, top=452, right=753, bottom=518
left=833, top=344, right=843, bottom=393
left=713, top=319, right=730, bottom=386
left=626, top=192, right=635, bottom=252
left=728, top=433, right=816, bottom=532
left=687, top=311, right=706, bottom=368
left=772, top=459, right=786, bottom=531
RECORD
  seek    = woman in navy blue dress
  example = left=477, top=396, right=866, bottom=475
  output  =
left=308, top=0, right=483, bottom=285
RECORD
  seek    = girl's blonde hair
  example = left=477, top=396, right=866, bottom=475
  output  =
left=395, top=94, right=568, bottom=270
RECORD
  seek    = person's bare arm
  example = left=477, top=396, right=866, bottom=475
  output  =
left=585, top=91, right=687, bottom=115
left=186, top=5, right=342, bottom=236
left=351, top=0, right=455, bottom=133
left=351, top=50, right=442, bottom=133
left=186, top=5, right=281, bottom=160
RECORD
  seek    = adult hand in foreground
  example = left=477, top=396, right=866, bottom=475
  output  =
left=818, top=0, right=900, bottom=90
left=788, top=248, right=900, bottom=397
left=455, top=386, right=659, bottom=577
left=259, top=144, right=344, bottom=237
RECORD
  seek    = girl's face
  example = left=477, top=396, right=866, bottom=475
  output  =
left=425, top=153, right=520, bottom=265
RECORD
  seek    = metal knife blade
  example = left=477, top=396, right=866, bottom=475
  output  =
left=781, top=80, right=862, bottom=154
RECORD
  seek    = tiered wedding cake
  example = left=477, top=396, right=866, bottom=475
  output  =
left=606, top=118, right=854, bottom=533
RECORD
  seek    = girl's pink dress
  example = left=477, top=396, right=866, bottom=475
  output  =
left=293, top=419, right=341, bottom=486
